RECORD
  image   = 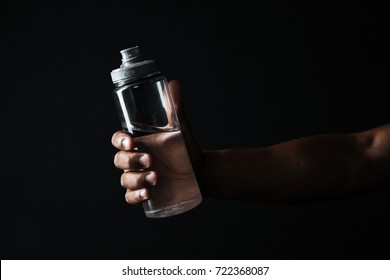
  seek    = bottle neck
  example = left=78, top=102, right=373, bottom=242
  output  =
left=113, top=71, right=161, bottom=88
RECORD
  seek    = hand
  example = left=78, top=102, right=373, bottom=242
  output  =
left=111, top=80, right=203, bottom=205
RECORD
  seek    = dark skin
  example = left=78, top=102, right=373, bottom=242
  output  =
left=112, top=80, right=390, bottom=205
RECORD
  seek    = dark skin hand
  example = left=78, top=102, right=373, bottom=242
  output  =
left=112, top=80, right=390, bottom=205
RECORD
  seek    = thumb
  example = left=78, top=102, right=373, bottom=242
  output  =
left=167, top=80, right=203, bottom=173
left=168, top=80, right=185, bottom=121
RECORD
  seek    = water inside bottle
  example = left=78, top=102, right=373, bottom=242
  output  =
left=128, top=128, right=202, bottom=218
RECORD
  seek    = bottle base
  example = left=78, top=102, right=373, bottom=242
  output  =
left=144, top=195, right=202, bottom=218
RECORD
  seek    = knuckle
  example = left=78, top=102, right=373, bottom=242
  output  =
left=126, top=153, right=135, bottom=168
left=120, top=172, right=129, bottom=187
left=125, top=190, right=140, bottom=205
left=120, top=172, right=143, bottom=189
left=136, top=173, right=146, bottom=186
left=111, top=131, right=121, bottom=147
left=113, top=151, right=122, bottom=167
left=124, top=191, right=132, bottom=204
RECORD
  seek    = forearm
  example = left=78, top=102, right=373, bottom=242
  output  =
left=198, top=125, right=390, bottom=203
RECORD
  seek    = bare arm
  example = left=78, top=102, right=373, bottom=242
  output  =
left=199, top=124, right=390, bottom=203
left=112, top=81, right=390, bottom=205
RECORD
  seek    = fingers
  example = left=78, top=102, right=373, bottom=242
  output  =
left=121, top=171, right=158, bottom=204
left=111, top=131, right=133, bottom=151
left=125, top=188, right=149, bottom=205
left=114, top=151, right=152, bottom=170
left=112, top=130, right=157, bottom=205
left=121, top=171, right=157, bottom=190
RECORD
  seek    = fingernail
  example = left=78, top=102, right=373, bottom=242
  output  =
left=145, top=172, right=156, bottom=186
left=139, top=189, right=148, bottom=200
left=121, top=138, right=130, bottom=150
left=139, top=154, right=150, bottom=168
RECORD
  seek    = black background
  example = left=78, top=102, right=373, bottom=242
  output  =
left=1, top=1, right=389, bottom=259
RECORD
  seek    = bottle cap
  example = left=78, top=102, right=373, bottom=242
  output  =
left=111, top=46, right=160, bottom=85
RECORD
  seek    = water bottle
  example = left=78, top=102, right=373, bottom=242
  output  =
left=110, top=46, right=202, bottom=218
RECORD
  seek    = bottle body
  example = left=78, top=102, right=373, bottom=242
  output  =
left=113, top=75, right=202, bottom=218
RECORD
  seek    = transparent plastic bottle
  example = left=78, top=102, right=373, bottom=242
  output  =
left=110, top=46, right=202, bottom=218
